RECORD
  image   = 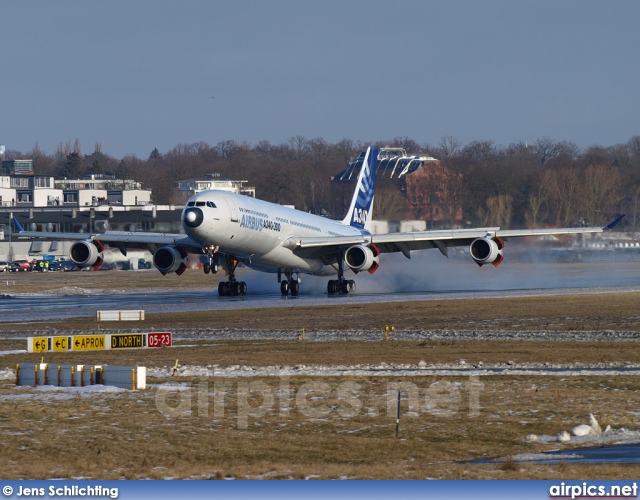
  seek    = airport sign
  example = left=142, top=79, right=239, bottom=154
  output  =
left=28, top=337, right=49, bottom=353
left=111, top=334, right=144, bottom=349
left=52, top=336, right=71, bottom=352
left=73, top=335, right=107, bottom=351
left=27, top=332, right=173, bottom=352
left=147, top=332, right=172, bottom=348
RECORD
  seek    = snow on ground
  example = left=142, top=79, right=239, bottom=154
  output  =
left=0, top=350, right=26, bottom=357
left=0, top=367, right=16, bottom=380
left=0, top=384, right=128, bottom=401
left=146, top=363, right=640, bottom=379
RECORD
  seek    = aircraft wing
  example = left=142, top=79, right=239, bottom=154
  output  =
left=370, top=226, right=605, bottom=258
left=289, top=221, right=619, bottom=261
left=14, top=229, right=203, bottom=253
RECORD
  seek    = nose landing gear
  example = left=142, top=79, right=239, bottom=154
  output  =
left=217, top=254, right=247, bottom=296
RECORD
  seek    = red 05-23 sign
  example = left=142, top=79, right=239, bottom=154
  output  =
left=148, top=332, right=172, bottom=348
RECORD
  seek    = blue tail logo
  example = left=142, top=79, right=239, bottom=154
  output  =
left=12, top=216, right=24, bottom=233
left=342, top=147, right=379, bottom=232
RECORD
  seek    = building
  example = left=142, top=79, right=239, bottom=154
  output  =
left=0, top=174, right=151, bottom=208
left=0, top=170, right=164, bottom=261
left=2, top=159, right=34, bottom=175
left=172, top=173, right=255, bottom=204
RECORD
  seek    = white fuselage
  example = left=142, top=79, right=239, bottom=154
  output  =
left=182, top=190, right=363, bottom=275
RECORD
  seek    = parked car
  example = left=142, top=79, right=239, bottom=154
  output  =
left=6, top=262, right=20, bottom=272
left=48, top=261, right=63, bottom=272
left=59, top=261, right=78, bottom=272
left=13, top=260, right=31, bottom=271
left=0, top=261, right=10, bottom=272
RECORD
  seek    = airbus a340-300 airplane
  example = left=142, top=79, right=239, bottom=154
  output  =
left=14, top=147, right=623, bottom=296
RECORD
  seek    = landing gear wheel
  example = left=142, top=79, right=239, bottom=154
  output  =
left=204, top=263, right=211, bottom=274
left=327, top=279, right=356, bottom=295
left=290, top=280, right=299, bottom=296
left=218, top=280, right=247, bottom=296
left=280, top=280, right=289, bottom=296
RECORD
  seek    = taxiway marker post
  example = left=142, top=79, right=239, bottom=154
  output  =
left=396, top=390, right=401, bottom=438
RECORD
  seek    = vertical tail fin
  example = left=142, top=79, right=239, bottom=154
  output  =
left=342, top=146, right=379, bottom=232
left=12, top=215, right=24, bottom=233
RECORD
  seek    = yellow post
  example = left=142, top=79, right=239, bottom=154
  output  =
left=34, top=365, right=38, bottom=387
left=15, top=364, right=19, bottom=385
left=384, top=325, right=395, bottom=340
left=131, top=368, right=136, bottom=390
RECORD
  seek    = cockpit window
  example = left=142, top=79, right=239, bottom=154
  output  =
left=206, top=201, right=217, bottom=208
left=196, top=201, right=206, bottom=206
left=187, top=201, right=196, bottom=206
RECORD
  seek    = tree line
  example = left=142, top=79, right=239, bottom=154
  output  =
left=5, top=135, right=640, bottom=231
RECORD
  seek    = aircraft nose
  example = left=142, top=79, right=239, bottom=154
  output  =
left=183, top=207, right=204, bottom=228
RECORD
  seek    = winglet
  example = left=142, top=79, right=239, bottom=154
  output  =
left=604, top=214, right=625, bottom=230
left=13, top=216, right=24, bottom=233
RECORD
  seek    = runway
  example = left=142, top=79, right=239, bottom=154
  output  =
left=1, top=256, right=639, bottom=323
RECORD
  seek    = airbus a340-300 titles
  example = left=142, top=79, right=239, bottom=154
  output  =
left=14, top=147, right=624, bottom=296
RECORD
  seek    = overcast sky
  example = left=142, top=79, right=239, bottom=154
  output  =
left=1, top=1, right=639, bottom=158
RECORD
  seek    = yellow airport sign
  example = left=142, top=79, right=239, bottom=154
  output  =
left=29, top=337, right=49, bottom=353
left=72, top=335, right=106, bottom=351
left=52, top=336, right=71, bottom=352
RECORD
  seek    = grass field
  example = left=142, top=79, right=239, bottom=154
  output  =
left=1, top=270, right=640, bottom=479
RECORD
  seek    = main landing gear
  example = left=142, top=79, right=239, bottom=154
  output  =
left=217, top=254, right=247, bottom=297
left=327, top=278, right=356, bottom=295
left=278, top=268, right=300, bottom=296
left=327, top=252, right=356, bottom=295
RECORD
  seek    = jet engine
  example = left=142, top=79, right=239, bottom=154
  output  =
left=344, top=244, right=380, bottom=274
left=469, top=236, right=504, bottom=267
left=70, top=240, right=104, bottom=269
left=153, top=245, right=188, bottom=276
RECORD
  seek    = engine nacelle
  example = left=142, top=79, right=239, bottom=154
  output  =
left=153, top=246, right=188, bottom=276
left=70, top=240, right=104, bottom=269
left=469, top=236, right=504, bottom=267
left=344, top=244, right=380, bottom=274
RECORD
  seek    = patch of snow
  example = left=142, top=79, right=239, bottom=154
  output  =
left=0, top=384, right=129, bottom=401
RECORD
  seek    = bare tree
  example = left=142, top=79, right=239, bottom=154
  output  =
left=526, top=168, right=554, bottom=227
left=578, top=164, right=623, bottom=225
left=436, top=135, right=461, bottom=159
